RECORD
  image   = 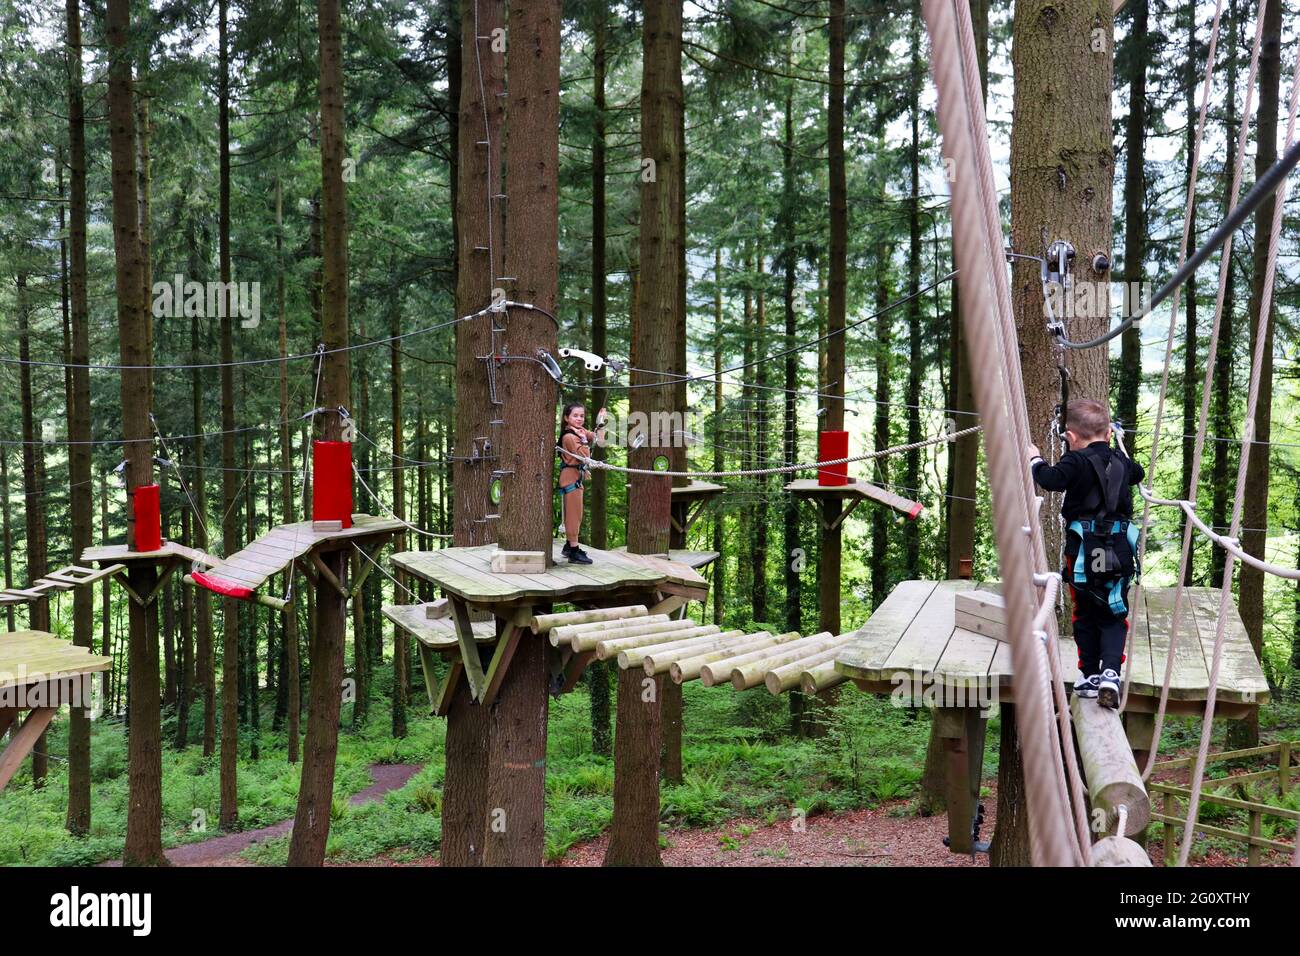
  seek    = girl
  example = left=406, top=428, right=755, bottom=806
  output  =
left=557, top=402, right=606, bottom=564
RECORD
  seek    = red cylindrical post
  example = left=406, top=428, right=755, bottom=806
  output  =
left=133, top=483, right=163, bottom=551
left=312, top=441, right=354, bottom=528
left=818, top=430, right=849, bottom=486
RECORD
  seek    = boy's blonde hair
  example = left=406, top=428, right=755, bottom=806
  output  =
left=1065, top=399, right=1110, bottom=441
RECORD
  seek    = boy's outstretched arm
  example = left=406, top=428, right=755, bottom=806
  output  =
left=1027, top=443, right=1078, bottom=492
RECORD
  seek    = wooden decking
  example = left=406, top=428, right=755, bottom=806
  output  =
left=835, top=580, right=1268, bottom=715
left=670, top=480, right=726, bottom=500
left=382, top=603, right=494, bottom=649
left=81, top=539, right=218, bottom=567
left=612, top=547, right=719, bottom=570
left=784, top=477, right=923, bottom=519
left=392, top=540, right=708, bottom=606
left=1, top=630, right=111, bottom=692
left=0, top=563, right=125, bottom=606
left=1, top=631, right=111, bottom=790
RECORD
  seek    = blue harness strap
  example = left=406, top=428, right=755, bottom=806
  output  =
left=1069, top=520, right=1088, bottom=583
left=557, top=479, right=583, bottom=496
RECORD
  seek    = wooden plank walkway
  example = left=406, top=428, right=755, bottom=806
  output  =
left=186, top=514, right=403, bottom=598
left=612, top=547, right=719, bottom=570
left=835, top=580, right=1268, bottom=708
left=82, top=540, right=219, bottom=567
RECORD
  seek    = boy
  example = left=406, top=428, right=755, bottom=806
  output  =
left=1027, top=399, right=1144, bottom=709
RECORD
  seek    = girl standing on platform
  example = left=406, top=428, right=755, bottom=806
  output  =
left=557, top=402, right=606, bottom=564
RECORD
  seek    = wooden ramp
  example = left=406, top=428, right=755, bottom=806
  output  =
left=184, top=514, right=404, bottom=610
left=1, top=631, right=111, bottom=790
left=785, top=478, right=923, bottom=521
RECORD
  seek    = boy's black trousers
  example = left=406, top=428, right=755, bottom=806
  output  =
left=1064, top=571, right=1129, bottom=676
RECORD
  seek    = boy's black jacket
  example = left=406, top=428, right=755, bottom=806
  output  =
left=1030, top=441, right=1145, bottom=523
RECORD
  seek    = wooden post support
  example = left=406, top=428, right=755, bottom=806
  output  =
left=309, top=551, right=349, bottom=599
left=1124, top=710, right=1156, bottom=768
left=480, top=624, right=524, bottom=708
left=935, top=706, right=987, bottom=855
left=1280, top=741, right=1291, bottom=795
left=1071, top=695, right=1150, bottom=837
left=0, top=706, right=58, bottom=790
left=1247, top=809, right=1262, bottom=867
left=449, top=597, right=488, bottom=701
left=1162, top=792, right=1177, bottom=867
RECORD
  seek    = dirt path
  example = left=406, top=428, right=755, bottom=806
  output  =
left=102, top=763, right=422, bottom=867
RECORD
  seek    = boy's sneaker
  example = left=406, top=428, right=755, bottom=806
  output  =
left=1073, top=673, right=1100, bottom=699
left=567, top=546, right=593, bottom=565
left=1097, top=669, right=1121, bottom=709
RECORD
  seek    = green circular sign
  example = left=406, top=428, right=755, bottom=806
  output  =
left=653, top=455, right=670, bottom=473
left=489, top=478, right=503, bottom=505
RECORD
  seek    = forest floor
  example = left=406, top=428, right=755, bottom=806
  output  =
left=103, top=763, right=422, bottom=867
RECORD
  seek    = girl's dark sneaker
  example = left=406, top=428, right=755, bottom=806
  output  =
left=568, top=546, right=593, bottom=565
left=1097, top=669, right=1121, bottom=709
left=1073, top=673, right=1100, bottom=698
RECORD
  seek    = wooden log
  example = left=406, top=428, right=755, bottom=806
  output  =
left=1088, top=835, right=1152, bottom=867
left=670, top=632, right=803, bottom=683
left=730, top=633, right=848, bottom=690
left=552, top=614, right=672, bottom=647
left=311, top=519, right=344, bottom=532
left=799, top=660, right=848, bottom=695
left=594, top=624, right=721, bottom=661
left=489, top=549, right=547, bottom=573
left=530, top=604, right=647, bottom=634
left=633, top=630, right=755, bottom=674
left=765, top=643, right=849, bottom=695
left=697, top=631, right=834, bottom=686
left=1070, top=695, right=1150, bottom=837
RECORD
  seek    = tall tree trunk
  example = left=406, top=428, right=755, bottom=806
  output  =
left=352, top=316, right=370, bottom=730
left=1004, top=0, right=1114, bottom=867
left=1209, top=0, right=1239, bottom=589
left=17, top=271, right=50, bottom=790
left=606, top=0, right=682, bottom=868
left=1180, top=0, right=1200, bottom=588
left=217, top=0, right=241, bottom=830
left=781, top=85, right=804, bottom=731
left=1233, top=0, right=1282, bottom=749
left=107, top=0, right=165, bottom=864
left=275, top=175, right=300, bottom=761
left=1, top=450, right=12, bottom=632
left=945, top=0, right=986, bottom=580
left=191, top=261, right=215, bottom=758
left=480, top=0, right=562, bottom=868
left=712, top=249, right=726, bottom=629
left=753, top=249, right=769, bottom=621
left=65, top=0, right=94, bottom=832
left=390, top=283, right=409, bottom=739
left=287, top=0, right=353, bottom=867
left=101, top=476, right=111, bottom=706
left=440, top=0, right=502, bottom=868
left=821, top=0, right=847, bottom=637
left=904, top=4, right=923, bottom=579
left=1117, top=0, right=1147, bottom=434
left=175, top=507, right=193, bottom=749
left=871, top=242, right=893, bottom=610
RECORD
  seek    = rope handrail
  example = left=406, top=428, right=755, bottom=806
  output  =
left=558, top=424, right=981, bottom=479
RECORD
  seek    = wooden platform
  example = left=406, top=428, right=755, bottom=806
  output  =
left=1, top=631, right=111, bottom=790
left=392, top=540, right=708, bottom=607
left=183, top=514, right=404, bottom=607
left=382, top=602, right=495, bottom=649
left=785, top=477, right=923, bottom=520
left=835, top=580, right=1268, bottom=716
left=81, top=539, right=218, bottom=567
left=393, top=542, right=709, bottom=706
left=670, top=480, right=726, bottom=500
left=613, top=547, right=720, bottom=570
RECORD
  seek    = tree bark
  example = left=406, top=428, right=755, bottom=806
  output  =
left=64, top=0, right=93, bottom=826
left=107, top=0, right=166, bottom=865
left=217, top=0, right=240, bottom=830
left=1179, top=0, right=1199, bottom=588
left=480, top=0, right=562, bottom=868
left=1005, top=0, right=1114, bottom=865
left=605, top=0, right=684, bottom=868
left=276, top=175, right=300, bottom=762
left=871, top=242, right=893, bottom=610
left=1233, top=0, right=1281, bottom=750
left=904, top=3, right=923, bottom=579
left=1116, top=0, right=1147, bottom=434
left=391, top=281, right=409, bottom=739
left=287, top=0, right=352, bottom=867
